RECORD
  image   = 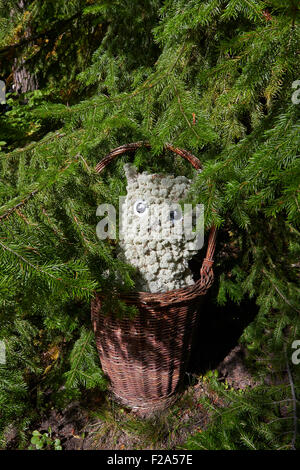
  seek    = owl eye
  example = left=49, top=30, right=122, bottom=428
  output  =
left=170, top=208, right=182, bottom=222
left=134, top=200, right=148, bottom=216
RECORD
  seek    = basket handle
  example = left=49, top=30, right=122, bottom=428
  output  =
left=95, top=141, right=217, bottom=274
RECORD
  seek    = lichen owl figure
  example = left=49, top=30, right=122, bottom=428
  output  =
left=119, top=163, right=200, bottom=293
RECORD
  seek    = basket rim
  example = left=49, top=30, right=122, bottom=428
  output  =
left=94, top=253, right=216, bottom=308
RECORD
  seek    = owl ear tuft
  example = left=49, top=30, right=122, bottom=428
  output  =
left=124, top=163, right=138, bottom=182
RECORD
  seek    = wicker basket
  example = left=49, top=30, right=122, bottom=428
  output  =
left=91, top=142, right=217, bottom=412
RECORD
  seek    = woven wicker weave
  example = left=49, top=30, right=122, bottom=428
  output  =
left=91, top=142, right=217, bottom=412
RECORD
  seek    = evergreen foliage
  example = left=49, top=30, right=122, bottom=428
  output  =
left=0, top=0, right=299, bottom=449
left=184, top=371, right=299, bottom=450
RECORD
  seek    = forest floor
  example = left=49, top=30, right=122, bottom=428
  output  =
left=19, top=344, right=258, bottom=451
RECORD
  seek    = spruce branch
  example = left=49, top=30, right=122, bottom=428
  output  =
left=0, top=189, right=38, bottom=222
left=0, top=239, right=95, bottom=293
left=0, top=154, right=80, bottom=222
left=2, top=132, right=66, bottom=159
left=172, top=82, right=202, bottom=142
left=65, top=330, right=93, bottom=389
left=262, top=269, right=300, bottom=315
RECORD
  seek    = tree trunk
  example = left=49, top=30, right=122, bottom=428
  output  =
left=12, top=57, right=38, bottom=94
left=11, top=0, right=38, bottom=94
